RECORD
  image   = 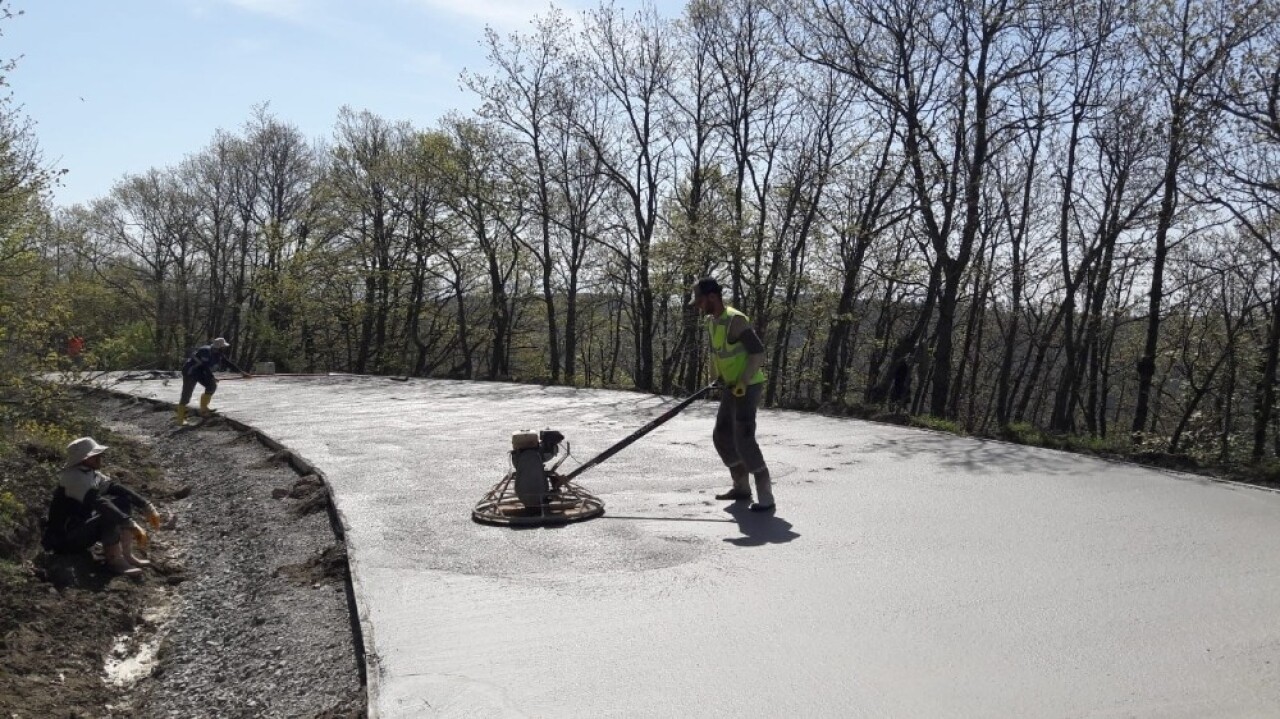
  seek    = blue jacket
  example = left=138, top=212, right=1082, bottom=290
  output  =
left=183, top=345, right=244, bottom=376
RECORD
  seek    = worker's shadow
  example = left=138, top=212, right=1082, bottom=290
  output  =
left=36, top=551, right=117, bottom=590
left=722, top=503, right=799, bottom=547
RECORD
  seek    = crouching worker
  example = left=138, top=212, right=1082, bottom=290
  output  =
left=177, top=336, right=251, bottom=425
left=42, top=437, right=163, bottom=577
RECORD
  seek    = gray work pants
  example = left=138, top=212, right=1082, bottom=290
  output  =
left=179, top=368, right=216, bottom=405
left=712, top=383, right=767, bottom=473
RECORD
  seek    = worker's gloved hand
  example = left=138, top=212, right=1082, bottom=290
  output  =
left=145, top=504, right=162, bottom=530
left=732, top=382, right=747, bottom=398
left=129, top=521, right=149, bottom=548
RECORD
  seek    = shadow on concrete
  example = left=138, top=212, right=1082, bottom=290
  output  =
left=859, top=431, right=1186, bottom=480
left=505, top=520, right=570, bottom=531
left=603, top=515, right=734, bottom=523
left=722, top=503, right=800, bottom=546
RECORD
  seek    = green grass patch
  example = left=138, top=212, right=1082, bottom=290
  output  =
left=0, top=557, right=27, bottom=592
left=993, top=421, right=1130, bottom=456
left=1232, top=459, right=1280, bottom=488
left=0, top=490, right=23, bottom=540
left=909, top=415, right=964, bottom=434
left=1001, top=421, right=1045, bottom=445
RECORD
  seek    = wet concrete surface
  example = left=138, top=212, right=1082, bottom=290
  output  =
left=111, top=375, right=1280, bottom=718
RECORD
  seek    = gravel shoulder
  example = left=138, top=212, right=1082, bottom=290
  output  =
left=2, top=392, right=367, bottom=718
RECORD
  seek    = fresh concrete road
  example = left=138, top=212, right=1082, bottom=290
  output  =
left=111, top=375, right=1280, bottom=718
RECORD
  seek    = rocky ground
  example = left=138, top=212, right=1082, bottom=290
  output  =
left=1, top=393, right=365, bottom=718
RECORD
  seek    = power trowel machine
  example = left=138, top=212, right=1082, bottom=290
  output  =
left=472, top=383, right=719, bottom=526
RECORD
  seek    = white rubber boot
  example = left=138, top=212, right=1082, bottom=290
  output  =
left=104, top=542, right=143, bottom=577
left=715, top=464, right=752, bottom=501
left=120, top=532, right=151, bottom=568
left=750, top=469, right=775, bottom=511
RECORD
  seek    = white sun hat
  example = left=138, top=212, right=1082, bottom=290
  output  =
left=64, top=437, right=108, bottom=468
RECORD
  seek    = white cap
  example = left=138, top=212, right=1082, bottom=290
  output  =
left=211, top=337, right=229, bottom=349
left=65, top=437, right=108, bottom=468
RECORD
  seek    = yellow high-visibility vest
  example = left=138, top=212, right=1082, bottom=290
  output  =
left=708, top=307, right=766, bottom=385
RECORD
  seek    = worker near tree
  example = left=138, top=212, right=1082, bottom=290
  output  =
left=177, top=336, right=250, bottom=425
left=42, top=437, right=163, bottom=577
left=690, top=277, right=775, bottom=511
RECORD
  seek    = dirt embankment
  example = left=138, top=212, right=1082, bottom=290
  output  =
left=1, top=394, right=365, bottom=718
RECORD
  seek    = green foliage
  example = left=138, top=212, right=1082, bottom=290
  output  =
left=910, top=415, right=964, bottom=434
left=0, top=490, right=23, bottom=542
left=1065, top=434, right=1130, bottom=455
left=93, top=320, right=158, bottom=370
left=0, top=558, right=27, bottom=593
left=1245, top=460, right=1280, bottom=485
left=0, top=250, right=70, bottom=376
left=12, top=419, right=75, bottom=461
left=0, top=381, right=98, bottom=568
left=1002, top=421, right=1045, bottom=445
left=997, top=421, right=1130, bottom=456
left=0, top=417, right=62, bottom=566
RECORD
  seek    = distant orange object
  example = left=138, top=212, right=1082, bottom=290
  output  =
left=67, top=336, right=85, bottom=358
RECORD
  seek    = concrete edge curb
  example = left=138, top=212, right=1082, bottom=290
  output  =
left=84, top=387, right=381, bottom=719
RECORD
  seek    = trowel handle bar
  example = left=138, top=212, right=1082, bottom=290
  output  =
left=563, top=383, right=719, bottom=482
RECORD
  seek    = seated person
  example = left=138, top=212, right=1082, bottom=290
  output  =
left=42, top=437, right=162, bottom=577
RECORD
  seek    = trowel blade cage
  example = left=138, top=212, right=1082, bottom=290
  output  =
left=472, top=471, right=605, bottom=527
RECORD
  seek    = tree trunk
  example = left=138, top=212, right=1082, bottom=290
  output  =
left=1132, top=114, right=1184, bottom=434
left=929, top=261, right=965, bottom=418
left=1253, top=295, right=1280, bottom=461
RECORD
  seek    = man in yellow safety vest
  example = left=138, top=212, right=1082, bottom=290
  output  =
left=690, top=277, right=774, bottom=511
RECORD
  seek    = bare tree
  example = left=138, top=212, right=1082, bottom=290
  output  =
left=1208, top=16, right=1280, bottom=459
left=326, top=108, right=406, bottom=374
left=88, top=168, right=198, bottom=364
left=577, top=3, right=678, bottom=391
left=785, top=0, right=1073, bottom=417
left=1129, top=0, right=1269, bottom=434
left=817, top=104, right=907, bottom=404
left=466, top=9, right=576, bottom=382
left=440, top=116, right=524, bottom=379
left=764, top=65, right=854, bottom=405
left=664, top=0, right=731, bottom=393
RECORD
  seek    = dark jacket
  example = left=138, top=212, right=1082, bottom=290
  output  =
left=42, top=468, right=148, bottom=551
left=183, top=345, right=244, bottom=376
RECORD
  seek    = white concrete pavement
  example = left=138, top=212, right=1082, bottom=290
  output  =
left=112, top=374, right=1280, bottom=718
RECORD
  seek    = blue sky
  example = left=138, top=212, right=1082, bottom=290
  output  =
left=5, top=0, right=683, bottom=209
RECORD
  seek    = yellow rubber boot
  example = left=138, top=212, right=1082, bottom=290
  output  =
left=176, top=404, right=188, bottom=426
left=199, top=393, right=213, bottom=418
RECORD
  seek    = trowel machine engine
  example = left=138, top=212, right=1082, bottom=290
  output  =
left=472, top=382, right=718, bottom=526
left=509, top=429, right=568, bottom=508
